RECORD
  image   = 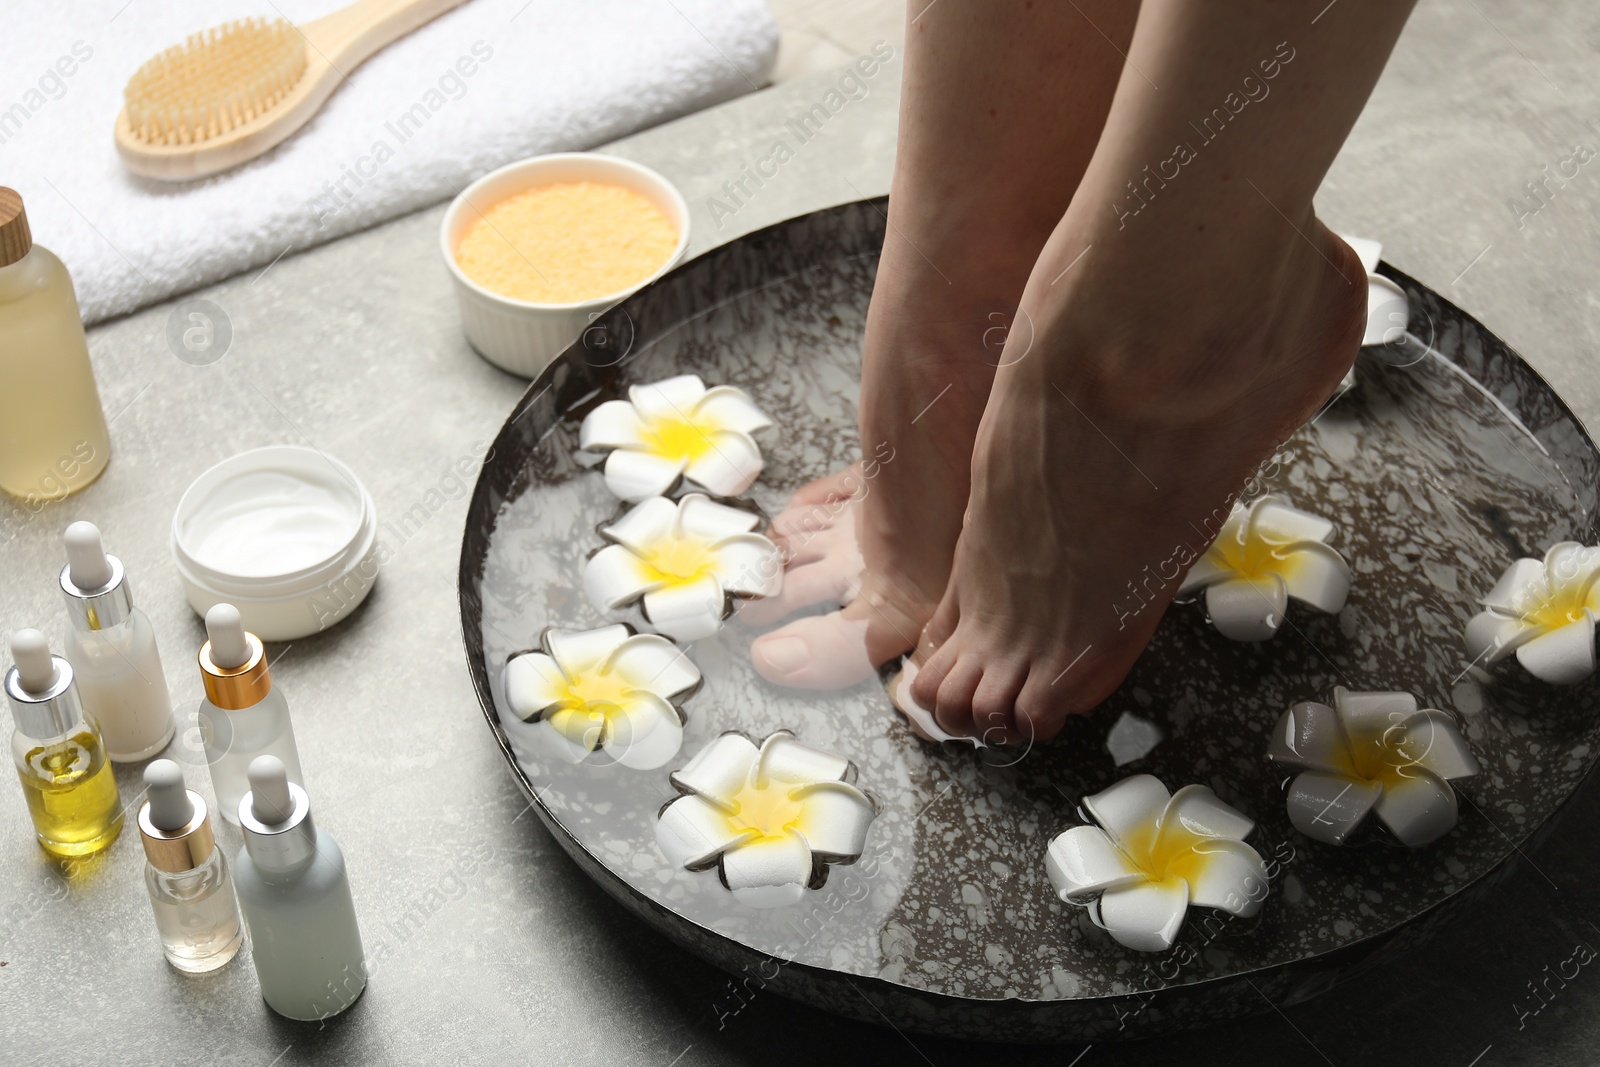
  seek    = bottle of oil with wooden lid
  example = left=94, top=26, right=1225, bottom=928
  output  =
left=0, top=186, right=110, bottom=501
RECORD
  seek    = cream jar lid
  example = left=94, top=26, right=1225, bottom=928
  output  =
left=171, top=446, right=377, bottom=638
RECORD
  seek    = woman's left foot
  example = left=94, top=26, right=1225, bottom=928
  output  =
left=910, top=211, right=1368, bottom=742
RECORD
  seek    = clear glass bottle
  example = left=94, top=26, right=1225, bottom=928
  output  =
left=5, top=629, right=122, bottom=858
left=60, top=521, right=176, bottom=761
left=197, top=604, right=304, bottom=825
left=138, top=760, right=242, bottom=973
left=0, top=187, right=111, bottom=501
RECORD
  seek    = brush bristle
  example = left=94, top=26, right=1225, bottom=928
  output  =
left=123, top=17, right=308, bottom=147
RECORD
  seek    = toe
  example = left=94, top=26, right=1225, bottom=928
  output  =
left=789, top=465, right=866, bottom=506
left=749, top=612, right=873, bottom=689
left=932, top=654, right=984, bottom=739
left=971, top=661, right=1028, bottom=745
left=769, top=502, right=843, bottom=563
left=738, top=563, right=858, bottom=626
left=920, top=572, right=962, bottom=652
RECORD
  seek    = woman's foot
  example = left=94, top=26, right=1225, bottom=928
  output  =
left=910, top=213, right=1368, bottom=741
left=748, top=298, right=998, bottom=688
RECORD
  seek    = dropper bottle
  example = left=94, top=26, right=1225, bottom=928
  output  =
left=197, top=604, right=304, bottom=825
left=235, top=755, right=367, bottom=1020
left=5, top=628, right=122, bottom=857
left=138, top=759, right=243, bottom=972
left=60, top=521, right=176, bottom=761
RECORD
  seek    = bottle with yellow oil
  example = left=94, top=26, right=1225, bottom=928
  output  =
left=6, top=628, right=123, bottom=857
left=0, top=187, right=112, bottom=501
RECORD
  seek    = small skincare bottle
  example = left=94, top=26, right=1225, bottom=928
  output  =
left=0, top=187, right=111, bottom=501
left=197, top=604, right=305, bottom=825
left=5, top=629, right=122, bottom=857
left=235, top=756, right=367, bottom=1020
left=138, top=759, right=243, bottom=973
left=60, top=521, right=176, bottom=761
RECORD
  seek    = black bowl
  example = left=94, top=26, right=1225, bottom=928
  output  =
left=458, top=199, right=1600, bottom=1042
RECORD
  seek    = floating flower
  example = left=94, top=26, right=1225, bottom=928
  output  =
left=1266, top=687, right=1480, bottom=847
left=584, top=493, right=782, bottom=642
left=1045, top=775, right=1267, bottom=952
left=656, top=731, right=877, bottom=908
left=1465, top=542, right=1600, bottom=684
left=1178, top=495, right=1352, bottom=641
left=578, top=374, right=773, bottom=501
left=503, top=624, right=701, bottom=769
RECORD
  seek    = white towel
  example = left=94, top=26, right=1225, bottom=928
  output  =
left=0, top=0, right=778, bottom=323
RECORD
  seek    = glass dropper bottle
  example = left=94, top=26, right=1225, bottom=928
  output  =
left=5, top=628, right=122, bottom=857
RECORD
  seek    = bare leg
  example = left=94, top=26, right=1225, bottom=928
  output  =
left=911, top=0, right=1416, bottom=738
left=749, top=0, right=1139, bottom=687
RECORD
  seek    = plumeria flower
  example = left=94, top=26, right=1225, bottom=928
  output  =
left=504, top=624, right=701, bottom=769
left=1465, top=542, right=1600, bottom=684
left=1045, top=775, right=1268, bottom=952
left=655, top=731, right=878, bottom=909
left=578, top=374, right=773, bottom=502
left=1267, top=687, right=1480, bottom=847
left=584, top=493, right=782, bottom=643
left=1178, top=495, right=1352, bottom=641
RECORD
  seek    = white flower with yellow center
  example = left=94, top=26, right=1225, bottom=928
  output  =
left=656, top=731, right=878, bottom=909
left=584, top=493, right=782, bottom=643
left=578, top=374, right=773, bottom=502
left=504, top=624, right=701, bottom=769
left=1267, top=688, right=1480, bottom=847
left=1045, top=775, right=1267, bottom=952
left=1178, top=495, right=1352, bottom=641
left=1465, top=542, right=1600, bottom=684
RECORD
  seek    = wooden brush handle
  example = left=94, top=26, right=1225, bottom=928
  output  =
left=302, top=0, right=471, bottom=73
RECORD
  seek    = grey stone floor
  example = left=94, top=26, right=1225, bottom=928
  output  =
left=3, top=2, right=1600, bottom=1063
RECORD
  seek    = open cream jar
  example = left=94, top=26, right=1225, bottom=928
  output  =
left=171, top=446, right=378, bottom=641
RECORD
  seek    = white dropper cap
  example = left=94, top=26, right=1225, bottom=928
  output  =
left=10, top=628, right=57, bottom=693
left=64, top=521, right=114, bottom=590
left=206, top=604, right=251, bottom=669
left=248, top=755, right=295, bottom=825
left=144, top=759, right=195, bottom=831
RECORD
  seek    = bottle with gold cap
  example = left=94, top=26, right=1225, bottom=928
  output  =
left=197, top=603, right=304, bottom=826
left=0, top=186, right=111, bottom=501
left=139, top=759, right=243, bottom=973
left=5, top=628, right=122, bottom=857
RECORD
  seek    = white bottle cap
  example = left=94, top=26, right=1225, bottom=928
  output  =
left=248, top=755, right=295, bottom=824
left=4, top=629, right=84, bottom=740
left=144, top=759, right=195, bottom=831
left=60, top=521, right=134, bottom=630
left=64, top=521, right=114, bottom=589
left=240, top=755, right=316, bottom=871
left=10, top=629, right=56, bottom=693
left=206, top=604, right=251, bottom=670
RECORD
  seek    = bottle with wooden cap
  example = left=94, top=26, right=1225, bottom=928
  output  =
left=234, top=755, right=366, bottom=1020
left=138, top=759, right=243, bottom=973
left=197, top=603, right=304, bottom=825
left=60, top=520, right=176, bottom=761
left=5, top=628, right=122, bottom=857
left=0, top=187, right=111, bottom=501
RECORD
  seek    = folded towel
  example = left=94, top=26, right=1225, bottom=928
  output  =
left=1, top=0, right=778, bottom=323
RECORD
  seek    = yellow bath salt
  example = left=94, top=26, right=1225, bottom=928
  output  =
left=454, top=181, right=678, bottom=304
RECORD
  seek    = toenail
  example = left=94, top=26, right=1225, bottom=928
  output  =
left=756, top=637, right=809, bottom=674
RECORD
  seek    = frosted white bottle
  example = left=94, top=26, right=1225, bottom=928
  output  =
left=234, top=756, right=366, bottom=1021
left=197, top=604, right=304, bottom=825
left=59, top=521, right=175, bottom=761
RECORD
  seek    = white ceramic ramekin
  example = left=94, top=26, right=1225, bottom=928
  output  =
left=171, top=446, right=379, bottom=641
left=440, top=152, right=691, bottom=379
